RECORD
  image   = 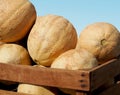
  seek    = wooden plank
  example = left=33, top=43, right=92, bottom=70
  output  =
left=90, top=59, right=120, bottom=91
left=0, top=63, right=90, bottom=91
left=0, top=90, right=31, bottom=95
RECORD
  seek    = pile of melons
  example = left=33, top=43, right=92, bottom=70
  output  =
left=0, top=0, right=120, bottom=95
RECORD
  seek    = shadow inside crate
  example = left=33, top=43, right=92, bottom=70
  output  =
left=0, top=81, right=18, bottom=91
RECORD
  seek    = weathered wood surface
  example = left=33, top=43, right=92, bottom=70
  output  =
left=0, top=63, right=90, bottom=91
left=0, top=58, right=120, bottom=94
left=90, top=59, right=120, bottom=91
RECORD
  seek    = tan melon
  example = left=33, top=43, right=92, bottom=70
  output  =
left=51, top=49, right=98, bottom=95
left=51, top=49, right=98, bottom=70
left=17, top=84, right=57, bottom=95
left=76, top=22, right=120, bottom=64
left=27, top=15, right=77, bottom=66
left=0, top=43, right=31, bottom=65
left=0, top=43, right=31, bottom=85
left=0, top=0, right=36, bottom=42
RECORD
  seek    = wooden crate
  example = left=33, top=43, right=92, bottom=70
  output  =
left=0, top=58, right=120, bottom=95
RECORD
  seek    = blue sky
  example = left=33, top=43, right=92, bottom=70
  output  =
left=30, top=0, right=120, bottom=35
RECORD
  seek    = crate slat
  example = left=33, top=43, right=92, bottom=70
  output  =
left=0, top=58, right=120, bottom=94
left=90, top=59, right=120, bottom=91
left=0, top=63, right=90, bottom=91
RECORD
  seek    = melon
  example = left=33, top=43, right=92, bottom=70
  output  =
left=17, top=84, right=57, bottom=95
left=0, top=0, right=36, bottom=42
left=51, top=49, right=98, bottom=70
left=0, top=43, right=31, bottom=65
left=0, top=43, right=31, bottom=85
left=76, top=22, right=120, bottom=63
left=27, top=14, right=77, bottom=66
left=51, top=49, right=98, bottom=95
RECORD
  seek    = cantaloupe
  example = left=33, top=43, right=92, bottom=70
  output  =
left=27, top=15, right=77, bottom=66
left=76, top=22, right=120, bottom=64
left=0, top=0, right=36, bottom=42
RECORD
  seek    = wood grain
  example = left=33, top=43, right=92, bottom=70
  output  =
left=90, top=59, right=120, bottom=91
left=0, top=63, right=90, bottom=91
left=0, top=58, right=120, bottom=94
